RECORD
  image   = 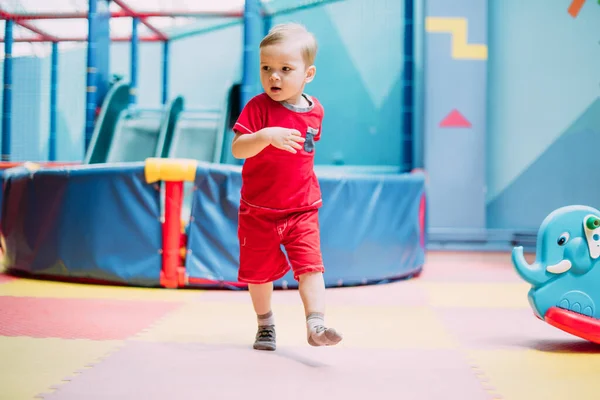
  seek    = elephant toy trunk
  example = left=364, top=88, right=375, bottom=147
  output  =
left=512, top=246, right=549, bottom=287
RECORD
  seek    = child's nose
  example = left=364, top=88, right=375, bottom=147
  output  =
left=270, top=73, right=280, bottom=81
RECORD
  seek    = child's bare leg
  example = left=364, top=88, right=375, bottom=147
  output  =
left=249, top=282, right=273, bottom=315
left=248, top=282, right=276, bottom=351
left=298, top=271, right=343, bottom=346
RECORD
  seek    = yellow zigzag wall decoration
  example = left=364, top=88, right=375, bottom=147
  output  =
left=425, top=17, right=488, bottom=60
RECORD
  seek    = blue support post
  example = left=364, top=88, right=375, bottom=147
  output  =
left=241, top=0, right=262, bottom=110
left=95, top=0, right=111, bottom=105
left=130, top=17, right=139, bottom=105
left=412, top=0, right=425, bottom=169
left=263, top=14, right=272, bottom=37
left=2, top=20, right=14, bottom=161
left=84, top=0, right=98, bottom=152
left=402, top=0, right=415, bottom=172
left=49, top=42, right=59, bottom=161
left=161, top=41, right=169, bottom=105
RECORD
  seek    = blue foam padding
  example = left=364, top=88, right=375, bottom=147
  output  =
left=185, top=163, right=426, bottom=289
left=1, top=163, right=162, bottom=286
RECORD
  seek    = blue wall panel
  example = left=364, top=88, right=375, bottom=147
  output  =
left=486, top=0, right=600, bottom=232
left=423, top=0, right=487, bottom=232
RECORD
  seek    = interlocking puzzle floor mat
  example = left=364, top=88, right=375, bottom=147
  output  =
left=1, top=251, right=599, bottom=400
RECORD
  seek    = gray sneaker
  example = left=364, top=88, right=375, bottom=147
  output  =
left=253, top=325, right=276, bottom=351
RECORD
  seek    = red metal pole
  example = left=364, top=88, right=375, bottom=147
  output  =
left=117, top=10, right=244, bottom=18
left=1, top=10, right=244, bottom=20
left=111, top=0, right=168, bottom=41
left=0, top=9, right=58, bottom=41
left=2, top=12, right=88, bottom=20
left=0, top=35, right=163, bottom=43
left=162, top=181, right=184, bottom=288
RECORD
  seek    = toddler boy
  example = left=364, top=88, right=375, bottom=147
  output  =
left=231, top=23, right=343, bottom=351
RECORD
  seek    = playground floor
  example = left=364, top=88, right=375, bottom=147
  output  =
left=1, top=251, right=599, bottom=400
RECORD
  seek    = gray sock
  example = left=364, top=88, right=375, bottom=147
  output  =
left=306, top=312, right=343, bottom=346
left=257, top=310, right=274, bottom=326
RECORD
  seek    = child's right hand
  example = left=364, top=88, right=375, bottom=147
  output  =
left=262, top=127, right=305, bottom=154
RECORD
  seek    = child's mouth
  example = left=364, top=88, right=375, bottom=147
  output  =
left=271, top=87, right=281, bottom=93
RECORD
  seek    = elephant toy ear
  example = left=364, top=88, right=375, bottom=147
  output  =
left=583, top=215, right=600, bottom=259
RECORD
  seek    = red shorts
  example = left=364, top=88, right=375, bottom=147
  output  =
left=237, top=202, right=325, bottom=284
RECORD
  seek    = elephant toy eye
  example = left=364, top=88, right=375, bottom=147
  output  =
left=557, top=232, right=570, bottom=246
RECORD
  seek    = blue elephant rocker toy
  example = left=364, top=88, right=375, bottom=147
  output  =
left=512, top=205, right=600, bottom=344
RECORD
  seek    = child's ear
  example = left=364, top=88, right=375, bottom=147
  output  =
left=305, top=65, right=316, bottom=83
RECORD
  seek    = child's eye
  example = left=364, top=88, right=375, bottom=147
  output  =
left=262, top=66, right=270, bottom=71
left=282, top=67, right=291, bottom=71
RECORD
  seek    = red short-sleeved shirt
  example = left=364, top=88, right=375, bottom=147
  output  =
left=233, top=92, right=324, bottom=212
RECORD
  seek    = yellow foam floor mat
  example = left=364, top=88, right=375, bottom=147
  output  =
left=134, top=302, right=458, bottom=349
left=0, top=278, right=201, bottom=302
left=420, top=282, right=531, bottom=309
left=468, top=348, right=600, bottom=400
left=0, top=337, right=122, bottom=400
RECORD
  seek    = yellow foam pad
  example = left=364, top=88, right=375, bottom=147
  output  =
left=0, top=278, right=202, bottom=302
left=0, top=337, right=122, bottom=400
left=135, top=302, right=458, bottom=349
left=468, top=348, right=600, bottom=400
left=419, top=282, right=531, bottom=309
left=144, top=157, right=197, bottom=183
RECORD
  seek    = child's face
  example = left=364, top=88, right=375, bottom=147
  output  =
left=260, top=41, right=315, bottom=104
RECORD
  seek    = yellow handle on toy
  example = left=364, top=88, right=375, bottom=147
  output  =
left=144, top=158, right=197, bottom=183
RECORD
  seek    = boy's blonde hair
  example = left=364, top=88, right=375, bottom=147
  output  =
left=260, top=23, right=318, bottom=66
